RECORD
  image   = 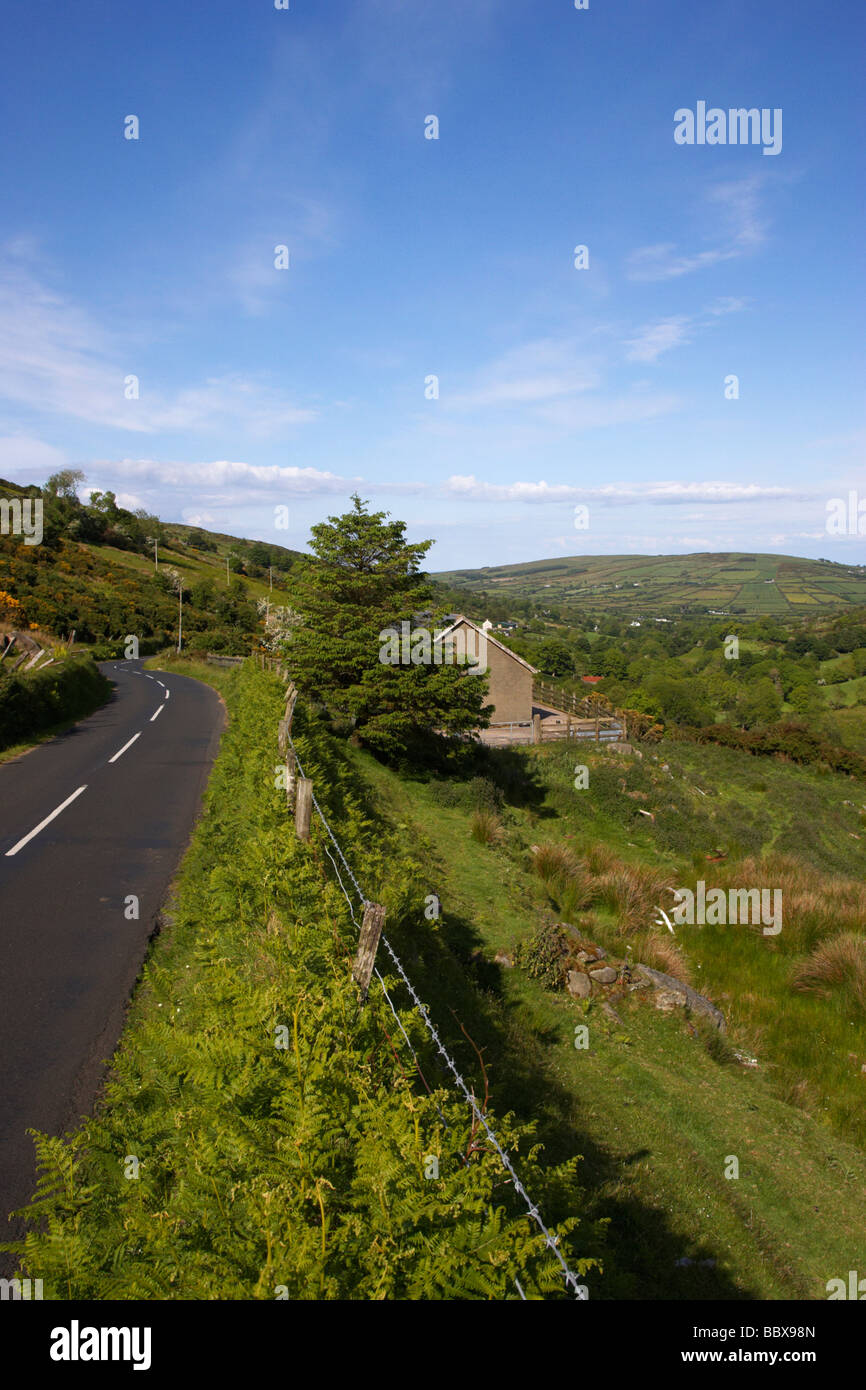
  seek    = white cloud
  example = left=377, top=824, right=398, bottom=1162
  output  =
left=624, top=317, right=692, bottom=363
left=444, top=477, right=803, bottom=505
left=89, top=458, right=359, bottom=497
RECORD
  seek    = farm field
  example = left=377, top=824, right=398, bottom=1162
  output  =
left=436, top=553, right=866, bottom=618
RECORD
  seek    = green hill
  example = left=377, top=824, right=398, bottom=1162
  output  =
left=436, top=552, right=866, bottom=619
left=0, top=474, right=303, bottom=656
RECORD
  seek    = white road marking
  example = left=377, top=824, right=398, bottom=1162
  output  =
left=5, top=786, right=88, bottom=857
left=156, top=680, right=165, bottom=688
left=150, top=705, right=164, bottom=722
left=164, top=689, right=169, bottom=699
left=145, top=674, right=154, bottom=680
left=108, top=732, right=142, bottom=764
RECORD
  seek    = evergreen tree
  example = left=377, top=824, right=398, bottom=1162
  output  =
left=286, top=495, right=492, bottom=754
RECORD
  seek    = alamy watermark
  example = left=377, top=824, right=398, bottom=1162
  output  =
left=657, top=880, right=782, bottom=936
left=0, top=1277, right=43, bottom=1300
left=674, top=103, right=782, bottom=156
left=378, top=621, right=487, bottom=676
left=0, top=496, right=43, bottom=545
left=826, top=491, right=866, bottom=536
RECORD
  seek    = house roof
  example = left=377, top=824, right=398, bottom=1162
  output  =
left=433, top=614, right=538, bottom=675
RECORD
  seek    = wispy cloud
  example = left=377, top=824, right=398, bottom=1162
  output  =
left=624, top=317, right=692, bottom=363
left=0, top=261, right=317, bottom=437
left=626, top=176, right=768, bottom=282
left=447, top=338, right=601, bottom=410
left=444, top=477, right=804, bottom=504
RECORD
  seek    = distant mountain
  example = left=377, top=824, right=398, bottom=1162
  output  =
left=434, top=552, right=866, bottom=618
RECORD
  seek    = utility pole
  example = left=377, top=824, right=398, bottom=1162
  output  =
left=177, top=582, right=183, bottom=654
left=269, top=565, right=272, bottom=591
left=226, top=554, right=229, bottom=584
left=154, top=537, right=158, bottom=570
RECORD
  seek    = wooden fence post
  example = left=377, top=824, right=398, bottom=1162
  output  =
left=285, top=749, right=296, bottom=810
left=294, top=777, right=313, bottom=841
left=532, top=714, right=542, bottom=744
left=352, top=903, right=386, bottom=1000
left=277, top=718, right=288, bottom=755
left=285, top=682, right=298, bottom=733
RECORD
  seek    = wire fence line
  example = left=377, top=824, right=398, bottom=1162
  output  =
left=285, top=729, right=588, bottom=1301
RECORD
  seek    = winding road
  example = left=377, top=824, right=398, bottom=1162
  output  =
left=0, top=660, right=225, bottom=1269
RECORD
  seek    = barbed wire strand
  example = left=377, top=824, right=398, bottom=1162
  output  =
left=286, top=730, right=587, bottom=1302
left=316, top=822, right=452, bottom=1128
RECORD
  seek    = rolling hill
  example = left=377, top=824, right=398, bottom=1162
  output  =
left=436, top=552, right=866, bottom=619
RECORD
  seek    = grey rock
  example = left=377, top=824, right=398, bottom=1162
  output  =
left=589, top=965, right=618, bottom=985
left=566, top=970, right=592, bottom=999
left=635, top=964, right=726, bottom=1032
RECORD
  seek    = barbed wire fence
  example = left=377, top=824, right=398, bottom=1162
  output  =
left=278, top=681, right=588, bottom=1301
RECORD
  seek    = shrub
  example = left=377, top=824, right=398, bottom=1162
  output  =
left=467, top=776, right=504, bottom=812
left=515, top=924, right=571, bottom=990
left=429, top=779, right=463, bottom=808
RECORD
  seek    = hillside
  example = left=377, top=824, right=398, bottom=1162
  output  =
left=0, top=474, right=302, bottom=656
left=436, top=552, right=866, bottom=619
left=352, top=729, right=866, bottom=1297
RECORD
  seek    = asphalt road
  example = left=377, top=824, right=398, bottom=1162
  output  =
left=0, top=659, right=225, bottom=1270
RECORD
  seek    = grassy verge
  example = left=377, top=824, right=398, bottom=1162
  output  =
left=5, top=664, right=600, bottom=1300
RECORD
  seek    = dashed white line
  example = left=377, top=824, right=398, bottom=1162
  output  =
left=108, top=732, right=142, bottom=764
left=5, top=786, right=88, bottom=857
left=144, top=674, right=154, bottom=680
left=164, top=689, right=169, bottom=699
left=150, top=705, right=164, bottom=723
left=156, top=680, right=165, bottom=688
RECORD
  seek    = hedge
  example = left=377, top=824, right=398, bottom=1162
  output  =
left=0, top=656, right=111, bottom=749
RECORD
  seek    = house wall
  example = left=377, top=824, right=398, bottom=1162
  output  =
left=450, top=620, right=534, bottom=724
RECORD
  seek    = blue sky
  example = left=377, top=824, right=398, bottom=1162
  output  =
left=0, top=0, right=863, bottom=569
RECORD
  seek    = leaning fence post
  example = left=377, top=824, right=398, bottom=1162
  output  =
left=285, top=682, right=298, bottom=733
left=352, top=903, right=386, bottom=1000
left=277, top=718, right=288, bottom=755
left=295, top=777, right=313, bottom=841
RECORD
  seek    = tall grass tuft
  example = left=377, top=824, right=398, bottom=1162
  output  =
left=633, top=931, right=693, bottom=984
left=470, top=809, right=502, bottom=845
left=791, top=932, right=866, bottom=1014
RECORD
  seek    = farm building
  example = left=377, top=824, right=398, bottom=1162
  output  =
left=432, top=615, right=537, bottom=724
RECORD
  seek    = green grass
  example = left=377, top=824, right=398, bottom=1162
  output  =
left=347, top=740, right=866, bottom=1298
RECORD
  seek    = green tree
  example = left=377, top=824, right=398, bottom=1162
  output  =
left=45, top=468, right=85, bottom=500
left=536, top=638, right=574, bottom=677
left=285, top=495, right=492, bottom=755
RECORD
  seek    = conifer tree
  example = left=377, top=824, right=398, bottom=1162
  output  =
left=286, top=495, right=492, bottom=754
